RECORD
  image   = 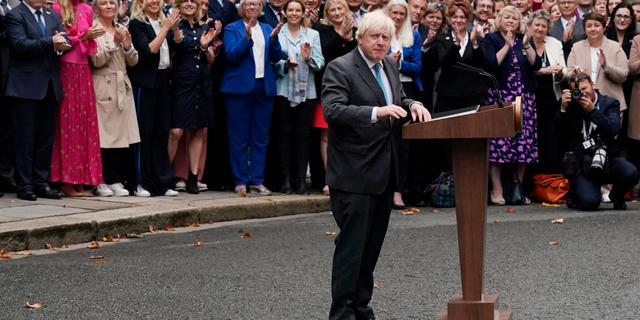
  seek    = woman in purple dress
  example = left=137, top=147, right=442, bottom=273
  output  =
left=484, top=6, right=542, bottom=205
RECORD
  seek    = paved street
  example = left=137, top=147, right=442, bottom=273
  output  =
left=1, top=204, right=639, bottom=320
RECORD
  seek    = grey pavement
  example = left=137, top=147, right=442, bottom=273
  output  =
left=0, top=191, right=330, bottom=251
left=0, top=202, right=639, bottom=319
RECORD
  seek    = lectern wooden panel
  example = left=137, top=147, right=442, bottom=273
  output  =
left=403, top=100, right=521, bottom=320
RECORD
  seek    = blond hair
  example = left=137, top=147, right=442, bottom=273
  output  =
left=237, top=0, right=264, bottom=19
left=131, top=0, right=167, bottom=22
left=174, top=0, right=203, bottom=23
left=385, top=0, right=413, bottom=47
left=321, top=0, right=349, bottom=26
left=92, top=0, right=119, bottom=22
left=356, top=9, right=396, bottom=40
left=58, top=0, right=79, bottom=27
left=494, top=5, right=525, bottom=33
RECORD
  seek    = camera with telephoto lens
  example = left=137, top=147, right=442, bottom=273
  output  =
left=591, top=144, right=607, bottom=171
left=570, top=73, right=583, bottom=101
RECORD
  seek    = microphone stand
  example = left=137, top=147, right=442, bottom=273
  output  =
left=453, top=62, right=505, bottom=108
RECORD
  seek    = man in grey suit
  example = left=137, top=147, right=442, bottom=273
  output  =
left=549, top=0, right=586, bottom=59
left=321, top=10, right=430, bottom=320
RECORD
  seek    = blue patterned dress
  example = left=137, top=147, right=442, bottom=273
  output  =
left=485, top=49, right=538, bottom=164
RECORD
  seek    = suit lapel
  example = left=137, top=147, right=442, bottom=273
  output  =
left=19, top=4, right=43, bottom=39
left=353, top=51, right=387, bottom=107
left=42, top=7, right=55, bottom=37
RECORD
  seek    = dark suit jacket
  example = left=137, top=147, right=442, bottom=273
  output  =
left=483, top=31, right=542, bottom=93
left=0, top=13, right=10, bottom=91
left=553, top=92, right=621, bottom=159
left=259, top=5, right=279, bottom=28
left=321, top=48, right=416, bottom=194
left=549, top=18, right=586, bottom=60
left=3, top=3, right=65, bottom=101
left=127, top=18, right=175, bottom=89
left=431, top=31, right=488, bottom=111
left=208, top=0, right=240, bottom=26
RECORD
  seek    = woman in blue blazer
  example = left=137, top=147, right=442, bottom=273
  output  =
left=221, top=0, right=287, bottom=195
left=385, top=0, right=423, bottom=209
left=484, top=5, right=542, bottom=205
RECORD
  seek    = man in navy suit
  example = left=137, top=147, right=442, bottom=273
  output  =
left=322, top=11, right=430, bottom=320
left=4, top=0, right=70, bottom=200
left=556, top=72, right=639, bottom=211
left=259, top=0, right=285, bottom=28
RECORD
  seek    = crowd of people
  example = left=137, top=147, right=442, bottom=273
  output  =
left=1, top=0, right=640, bottom=210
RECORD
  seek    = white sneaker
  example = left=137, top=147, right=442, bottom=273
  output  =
left=197, top=182, right=208, bottom=191
left=96, top=184, right=114, bottom=197
left=175, top=180, right=186, bottom=191
left=164, top=189, right=179, bottom=197
left=135, top=185, right=151, bottom=197
left=108, top=183, right=129, bottom=197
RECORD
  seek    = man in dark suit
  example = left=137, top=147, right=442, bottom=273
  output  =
left=555, top=72, right=639, bottom=211
left=408, top=0, right=428, bottom=43
left=322, top=10, right=430, bottom=320
left=259, top=0, right=285, bottom=28
left=0, top=0, right=13, bottom=197
left=4, top=0, right=70, bottom=200
left=549, top=0, right=586, bottom=59
left=208, top=0, right=240, bottom=25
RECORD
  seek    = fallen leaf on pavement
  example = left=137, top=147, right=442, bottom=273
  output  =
left=126, top=233, right=144, bottom=238
left=14, top=251, right=32, bottom=256
left=23, top=301, right=43, bottom=309
left=148, top=225, right=157, bottom=233
left=373, top=283, right=382, bottom=289
left=88, top=255, right=105, bottom=259
left=190, top=223, right=201, bottom=228
left=45, top=244, right=57, bottom=251
left=63, top=245, right=69, bottom=248
left=324, top=231, right=337, bottom=236
left=193, top=241, right=205, bottom=247
left=238, top=190, right=247, bottom=197
left=542, top=202, right=561, bottom=208
left=551, top=218, right=564, bottom=224
left=492, top=219, right=501, bottom=224
left=87, top=241, right=101, bottom=249
left=402, top=207, right=420, bottom=215
left=163, top=225, right=175, bottom=232
left=102, top=235, right=117, bottom=242
left=507, top=207, right=514, bottom=214
left=431, top=209, right=440, bottom=213
left=548, top=240, right=560, bottom=246
left=0, top=250, right=12, bottom=260
left=239, top=230, right=252, bottom=239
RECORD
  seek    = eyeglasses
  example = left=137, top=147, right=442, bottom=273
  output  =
left=614, top=14, right=631, bottom=20
left=477, top=4, right=493, bottom=9
left=243, top=2, right=260, bottom=7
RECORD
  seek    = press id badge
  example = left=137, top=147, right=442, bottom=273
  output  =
left=583, top=138, right=595, bottom=150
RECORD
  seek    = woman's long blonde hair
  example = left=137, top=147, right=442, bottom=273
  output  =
left=385, top=0, right=413, bottom=47
left=131, top=0, right=167, bottom=22
left=58, top=0, right=79, bottom=27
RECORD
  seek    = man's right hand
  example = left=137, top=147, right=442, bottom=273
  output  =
left=376, top=105, right=407, bottom=119
left=52, top=32, right=71, bottom=52
left=560, top=89, right=571, bottom=110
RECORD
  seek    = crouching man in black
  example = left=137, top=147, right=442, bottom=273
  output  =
left=556, top=72, right=639, bottom=210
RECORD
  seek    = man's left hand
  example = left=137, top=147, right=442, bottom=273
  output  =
left=577, top=96, right=595, bottom=113
left=409, top=102, right=431, bottom=122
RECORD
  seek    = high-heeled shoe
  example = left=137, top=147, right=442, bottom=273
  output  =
left=490, top=191, right=505, bottom=206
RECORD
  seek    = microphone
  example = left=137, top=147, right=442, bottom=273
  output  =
left=452, top=62, right=504, bottom=108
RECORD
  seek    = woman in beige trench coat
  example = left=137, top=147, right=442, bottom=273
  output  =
left=91, top=0, right=141, bottom=197
left=626, top=34, right=640, bottom=187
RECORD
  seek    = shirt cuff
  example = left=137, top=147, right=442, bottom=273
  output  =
left=371, top=107, right=378, bottom=123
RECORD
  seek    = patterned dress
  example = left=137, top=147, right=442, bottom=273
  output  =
left=50, top=1, right=103, bottom=185
left=485, top=48, right=539, bottom=164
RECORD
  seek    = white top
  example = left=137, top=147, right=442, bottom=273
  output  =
left=149, top=18, right=170, bottom=70
left=246, top=22, right=266, bottom=79
left=590, top=46, right=599, bottom=84
left=391, top=37, right=411, bottom=83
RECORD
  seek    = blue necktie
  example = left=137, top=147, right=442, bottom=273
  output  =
left=372, top=63, right=389, bottom=104
left=35, top=10, right=45, bottom=37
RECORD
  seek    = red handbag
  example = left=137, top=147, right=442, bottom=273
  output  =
left=530, top=174, right=569, bottom=204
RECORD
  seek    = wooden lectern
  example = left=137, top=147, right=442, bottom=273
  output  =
left=402, top=99, right=522, bottom=320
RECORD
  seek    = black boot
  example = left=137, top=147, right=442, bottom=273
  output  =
left=186, top=171, right=199, bottom=194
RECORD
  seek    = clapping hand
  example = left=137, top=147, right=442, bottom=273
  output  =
left=82, top=25, right=106, bottom=40
left=307, top=8, right=319, bottom=24
left=200, top=28, right=216, bottom=49
left=270, top=20, right=284, bottom=39
left=300, top=42, right=311, bottom=62
left=563, top=19, right=575, bottom=42
left=118, top=0, right=129, bottom=20
left=422, top=28, right=436, bottom=48
left=389, top=50, right=401, bottom=65
left=246, top=17, right=256, bottom=38
left=115, top=26, right=132, bottom=50
left=52, top=31, right=71, bottom=51
left=340, top=15, right=354, bottom=41
left=598, top=48, right=607, bottom=68
left=504, top=30, right=515, bottom=48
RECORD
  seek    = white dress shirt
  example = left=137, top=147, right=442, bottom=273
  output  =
left=149, top=17, right=171, bottom=70
left=246, top=22, right=266, bottom=79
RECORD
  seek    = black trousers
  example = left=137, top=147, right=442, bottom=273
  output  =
left=329, top=187, right=392, bottom=320
left=276, top=97, right=315, bottom=188
left=133, top=70, right=173, bottom=195
left=101, top=147, right=134, bottom=186
left=12, top=85, right=57, bottom=192
left=570, top=157, right=639, bottom=210
left=0, top=94, right=15, bottom=190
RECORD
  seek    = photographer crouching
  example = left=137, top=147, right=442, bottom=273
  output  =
left=556, top=71, right=639, bottom=211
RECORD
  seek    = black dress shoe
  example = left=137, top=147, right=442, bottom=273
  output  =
left=35, top=187, right=62, bottom=199
left=392, top=203, right=406, bottom=210
left=17, top=191, right=37, bottom=201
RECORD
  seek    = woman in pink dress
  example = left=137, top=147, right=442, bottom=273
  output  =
left=51, top=0, right=105, bottom=197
